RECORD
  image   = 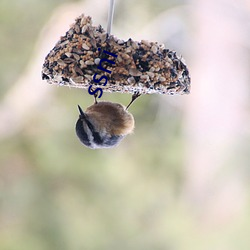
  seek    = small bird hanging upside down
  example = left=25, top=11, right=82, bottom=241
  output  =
left=75, top=93, right=140, bottom=149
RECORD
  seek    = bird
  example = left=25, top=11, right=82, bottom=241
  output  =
left=75, top=94, right=140, bottom=149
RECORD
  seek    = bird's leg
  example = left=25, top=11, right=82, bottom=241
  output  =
left=94, top=91, right=98, bottom=104
left=126, top=91, right=141, bottom=110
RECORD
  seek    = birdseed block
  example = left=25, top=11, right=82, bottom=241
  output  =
left=42, top=14, right=190, bottom=95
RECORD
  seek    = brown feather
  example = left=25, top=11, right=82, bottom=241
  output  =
left=85, top=101, right=134, bottom=135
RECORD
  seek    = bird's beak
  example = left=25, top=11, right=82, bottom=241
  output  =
left=77, top=105, right=86, bottom=119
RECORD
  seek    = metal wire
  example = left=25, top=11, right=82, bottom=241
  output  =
left=107, top=0, right=115, bottom=35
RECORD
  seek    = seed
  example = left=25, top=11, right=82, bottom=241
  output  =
left=63, top=58, right=75, bottom=64
left=85, top=75, right=92, bottom=80
left=140, top=75, right=149, bottom=81
left=57, top=59, right=67, bottom=66
left=128, top=77, right=135, bottom=84
left=82, top=43, right=90, bottom=50
left=123, top=54, right=130, bottom=60
left=74, top=66, right=83, bottom=75
left=117, top=55, right=123, bottom=62
left=81, top=26, right=87, bottom=33
left=65, top=52, right=72, bottom=58
left=80, top=17, right=87, bottom=26
left=73, top=53, right=80, bottom=61
left=151, top=45, right=158, bottom=54
left=94, top=58, right=100, bottom=65
left=85, top=60, right=94, bottom=65
left=141, top=40, right=150, bottom=47
left=100, top=33, right=107, bottom=43
left=129, top=68, right=142, bottom=77
left=147, top=72, right=154, bottom=78
left=75, top=24, right=80, bottom=34
left=72, top=76, right=84, bottom=83
left=90, top=38, right=97, bottom=48
left=132, top=41, right=139, bottom=50
left=68, top=29, right=74, bottom=36
left=118, top=39, right=125, bottom=45
left=125, top=48, right=132, bottom=53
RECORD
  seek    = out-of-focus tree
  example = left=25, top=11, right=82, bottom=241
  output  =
left=185, top=0, right=250, bottom=225
left=1, top=0, right=250, bottom=250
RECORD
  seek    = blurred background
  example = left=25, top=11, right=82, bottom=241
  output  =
left=1, top=0, right=250, bottom=249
